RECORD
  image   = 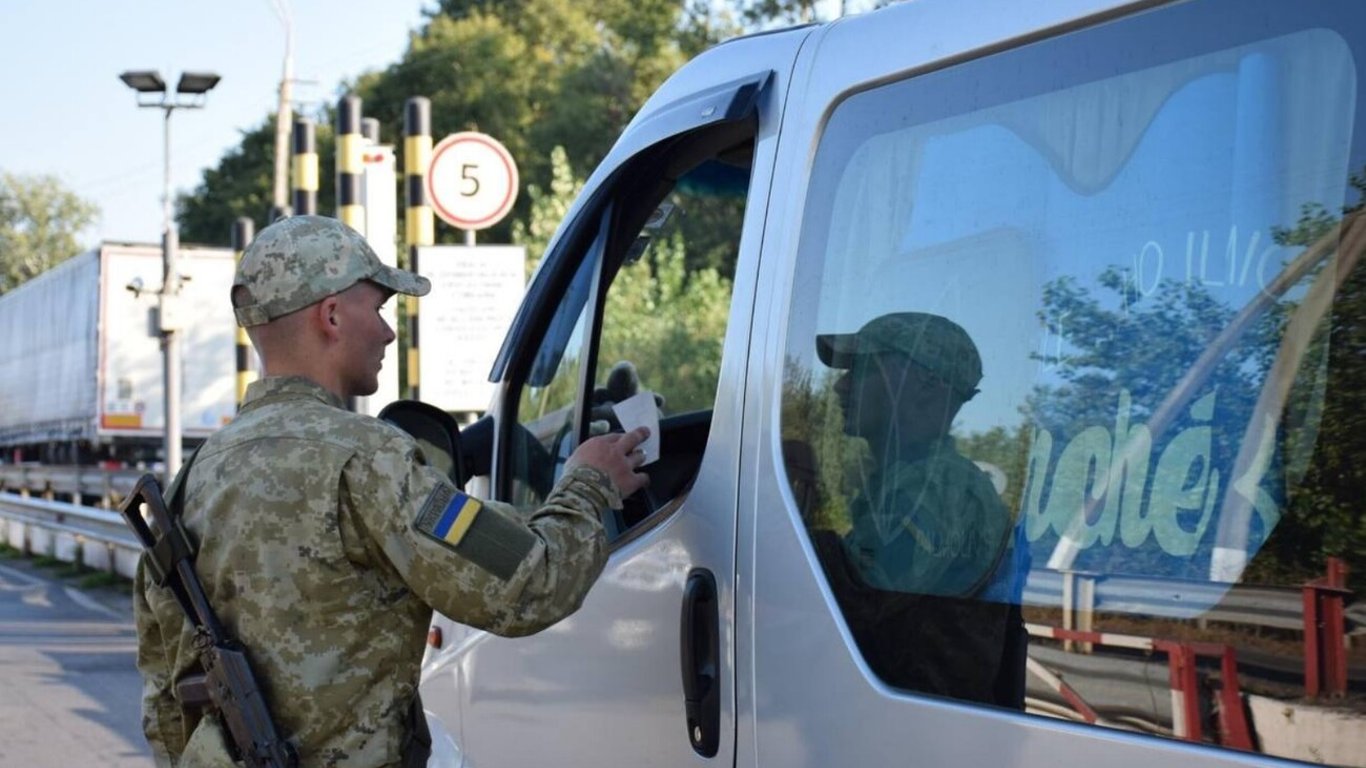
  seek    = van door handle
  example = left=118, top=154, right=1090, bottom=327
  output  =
left=680, top=568, right=720, bottom=757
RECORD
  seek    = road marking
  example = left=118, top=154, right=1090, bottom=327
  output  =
left=0, top=562, right=126, bottom=620
left=0, top=561, right=45, bottom=589
left=64, top=587, right=124, bottom=620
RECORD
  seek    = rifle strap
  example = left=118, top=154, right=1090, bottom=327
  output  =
left=148, top=445, right=203, bottom=595
left=165, top=446, right=202, bottom=522
left=146, top=447, right=202, bottom=603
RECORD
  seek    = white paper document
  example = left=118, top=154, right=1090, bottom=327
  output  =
left=611, top=390, right=661, bottom=465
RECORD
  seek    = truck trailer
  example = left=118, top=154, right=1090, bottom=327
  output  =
left=0, top=242, right=240, bottom=465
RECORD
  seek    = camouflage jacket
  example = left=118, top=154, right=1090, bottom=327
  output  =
left=134, top=376, right=616, bottom=767
left=843, top=437, right=1013, bottom=597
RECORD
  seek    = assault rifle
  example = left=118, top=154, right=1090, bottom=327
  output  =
left=120, top=472, right=299, bottom=768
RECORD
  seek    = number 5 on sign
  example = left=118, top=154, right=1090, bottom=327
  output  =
left=427, top=132, right=519, bottom=230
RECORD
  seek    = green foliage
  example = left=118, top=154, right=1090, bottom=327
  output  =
left=1248, top=173, right=1366, bottom=587
left=0, top=172, right=98, bottom=295
left=178, top=111, right=339, bottom=246
left=178, top=117, right=280, bottom=245
left=77, top=570, right=130, bottom=591
left=176, top=0, right=755, bottom=249
left=599, top=231, right=732, bottom=413
left=957, top=424, right=1032, bottom=516
left=1029, top=266, right=1270, bottom=440
left=779, top=361, right=863, bottom=532
left=513, top=145, right=583, bottom=276
left=677, top=0, right=745, bottom=57
left=352, top=0, right=691, bottom=246
left=738, top=0, right=821, bottom=26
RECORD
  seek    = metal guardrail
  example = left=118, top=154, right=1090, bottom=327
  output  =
left=1025, top=570, right=1300, bottom=628
left=0, top=464, right=145, bottom=505
left=1, top=487, right=1361, bottom=634
left=0, top=491, right=141, bottom=579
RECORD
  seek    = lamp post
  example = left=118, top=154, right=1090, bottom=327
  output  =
left=268, top=0, right=294, bottom=221
left=119, top=69, right=221, bottom=482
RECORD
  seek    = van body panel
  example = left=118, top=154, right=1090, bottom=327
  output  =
left=426, top=0, right=1366, bottom=764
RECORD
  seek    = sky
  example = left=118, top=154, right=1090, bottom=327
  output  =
left=0, top=0, right=861, bottom=248
left=1, top=0, right=433, bottom=246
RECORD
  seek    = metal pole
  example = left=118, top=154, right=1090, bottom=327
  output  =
left=162, top=105, right=182, bottom=481
left=270, top=0, right=294, bottom=221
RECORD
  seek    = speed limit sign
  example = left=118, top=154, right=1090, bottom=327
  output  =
left=426, top=132, right=519, bottom=230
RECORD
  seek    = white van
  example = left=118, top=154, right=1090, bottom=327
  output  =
left=420, top=0, right=1366, bottom=765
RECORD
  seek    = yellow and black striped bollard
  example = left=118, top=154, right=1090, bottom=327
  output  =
left=292, top=116, right=317, bottom=216
left=336, top=95, right=364, bottom=232
left=404, top=97, right=433, bottom=401
left=231, top=217, right=258, bottom=409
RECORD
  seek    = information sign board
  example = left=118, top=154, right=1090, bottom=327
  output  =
left=416, top=245, right=526, bottom=412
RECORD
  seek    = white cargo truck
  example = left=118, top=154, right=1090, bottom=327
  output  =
left=0, top=242, right=240, bottom=465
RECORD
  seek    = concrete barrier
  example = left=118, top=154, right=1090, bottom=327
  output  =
left=1247, top=694, right=1366, bottom=767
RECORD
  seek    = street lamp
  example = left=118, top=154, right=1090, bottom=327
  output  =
left=119, top=68, right=221, bottom=481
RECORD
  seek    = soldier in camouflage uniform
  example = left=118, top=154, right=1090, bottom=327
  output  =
left=134, top=216, right=650, bottom=766
left=812, top=312, right=1028, bottom=707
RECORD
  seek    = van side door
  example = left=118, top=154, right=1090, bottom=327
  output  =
left=746, top=0, right=1366, bottom=765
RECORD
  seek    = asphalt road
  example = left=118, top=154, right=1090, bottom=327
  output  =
left=0, top=557, right=150, bottom=766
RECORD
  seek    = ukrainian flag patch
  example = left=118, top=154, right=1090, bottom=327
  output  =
left=415, top=484, right=483, bottom=548
left=413, top=483, right=537, bottom=580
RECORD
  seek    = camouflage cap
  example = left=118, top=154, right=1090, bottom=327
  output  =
left=232, top=215, right=430, bottom=327
left=816, top=312, right=983, bottom=399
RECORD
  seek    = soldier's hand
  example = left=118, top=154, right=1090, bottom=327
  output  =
left=565, top=427, right=651, bottom=498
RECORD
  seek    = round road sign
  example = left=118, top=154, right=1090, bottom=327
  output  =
left=426, top=132, right=520, bottom=231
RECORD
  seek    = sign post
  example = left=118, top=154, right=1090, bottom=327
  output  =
left=426, top=132, right=519, bottom=241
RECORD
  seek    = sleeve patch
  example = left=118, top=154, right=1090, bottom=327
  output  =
left=415, top=485, right=482, bottom=547
left=414, top=485, right=536, bottom=581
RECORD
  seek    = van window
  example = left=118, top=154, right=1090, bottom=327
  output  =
left=780, top=0, right=1365, bottom=759
left=511, top=134, right=753, bottom=538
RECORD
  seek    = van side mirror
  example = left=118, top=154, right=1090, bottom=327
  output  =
left=377, top=400, right=465, bottom=487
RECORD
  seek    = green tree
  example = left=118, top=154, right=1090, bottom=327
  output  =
left=677, top=0, right=744, bottom=57
left=779, top=361, right=863, bottom=532
left=513, top=145, right=582, bottom=276
left=0, top=172, right=98, bottom=295
left=599, top=231, right=732, bottom=413
left=738, top=0, right=821, bottom=26
left=180, top=0, right=705, bottom=248
left=958, top=425, right=1033, bottom=517
left=1246, top=171, right=1366, bottom=586
left=178, top=108, right=339, bottom=246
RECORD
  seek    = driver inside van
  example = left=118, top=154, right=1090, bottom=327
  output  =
left=812, top=311, right=1028, bottom=708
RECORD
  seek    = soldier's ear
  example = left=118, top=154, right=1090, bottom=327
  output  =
left=316, top=295, right=343, bottom=341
